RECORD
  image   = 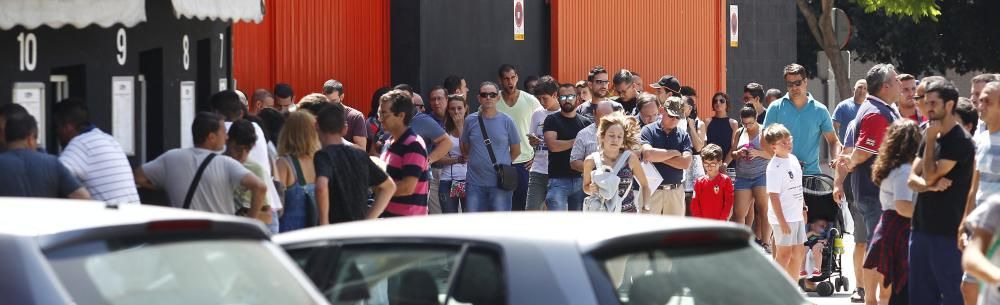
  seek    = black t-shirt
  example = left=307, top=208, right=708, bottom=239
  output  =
left=913, top=125, right=975, bottom=236
left=618, top=97, right=638, bottom=116
left=314, top=144, right=389, bottom=224
left=544, top=113, right=592, bottom=178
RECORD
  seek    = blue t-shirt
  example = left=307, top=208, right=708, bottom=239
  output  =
left=0, top=148, right=82, bottom=198
left=640, top=122, right=692, bottom=184
left=762, top=94, right=835, bottom=175
left=832, top=98, right=861, bottom=144
left=410, top=112, right=446, bottom=153
left=461, top=112, right=521, bottom=187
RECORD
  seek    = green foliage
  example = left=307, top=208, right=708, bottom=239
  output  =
left=798, top=0, right=999, bottom=76
left=854, top=0, right=941, bottom=21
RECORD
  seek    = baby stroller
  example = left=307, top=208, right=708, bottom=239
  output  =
left=797, top=174, right=849, bottom=297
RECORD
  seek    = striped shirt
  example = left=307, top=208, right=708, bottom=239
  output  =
left=380, top=128, right=429, bottom=217
left=975, top=129, right=1000, bottom=206
left=59, top=127, right=140, bottom=204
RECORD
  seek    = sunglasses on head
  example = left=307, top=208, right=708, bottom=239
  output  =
left=786, top=79, right=804, bottom=87
left=479, top=92, right=499, bottom=98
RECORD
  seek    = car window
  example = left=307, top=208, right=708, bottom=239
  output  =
left=297, top=244, right=505, bottom=305
left=598, top=245, right=807, bottom=305
left=46, top=240, right=320, bottom=305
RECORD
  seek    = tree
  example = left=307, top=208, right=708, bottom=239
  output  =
left=798, top=0, right=1000, bottom=83
left=794, top=0, right=940, bottom=101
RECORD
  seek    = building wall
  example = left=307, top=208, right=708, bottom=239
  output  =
left=391, top=0, right=550, bottom=108
left=551, top=0, right=726, bottom=121
left=233, top=0, right=391, bottom=114
left=724, top=0, right=798, bottom=118
left=0, top=0, right=230, bottom=162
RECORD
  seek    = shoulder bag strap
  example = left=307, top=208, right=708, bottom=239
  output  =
left=610, top=150, right=632, bottom=173
left=183, top=153, right=217, bottom=210
left=291, top=156, right=307, bottom=186
left=478, top=114, right=499, bottom=166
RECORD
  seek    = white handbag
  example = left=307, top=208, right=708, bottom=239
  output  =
left=584, top=151, right=633, bottom=213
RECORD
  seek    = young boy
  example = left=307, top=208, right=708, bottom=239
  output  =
left=226, top=120, right=273, bottom=229
left=764, top=123, right=806, bottom=281
left=690, top=143, right=734, bottom=220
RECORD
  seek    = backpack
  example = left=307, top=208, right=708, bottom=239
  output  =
left=583, top=150, right=633, bottom=213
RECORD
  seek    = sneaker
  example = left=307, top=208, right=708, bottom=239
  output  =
left=850, top=288, right=865, bottom=303
left=761, top=243, right=773, bottom=255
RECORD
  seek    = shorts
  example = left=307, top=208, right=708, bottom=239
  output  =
left=845, top=174, right=868, bottom=243
left=772, top=221, right=807, bottom=246
left=734, top=174, right=767, bottom=190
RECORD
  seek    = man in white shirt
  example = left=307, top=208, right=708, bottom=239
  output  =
left=54, top=98, right=139, bottom=204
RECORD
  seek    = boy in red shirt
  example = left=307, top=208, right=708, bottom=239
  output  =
left=691, top=144, right=734, bottom=220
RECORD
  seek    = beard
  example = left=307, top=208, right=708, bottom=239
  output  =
left=560, top=102, right=576, bottom=113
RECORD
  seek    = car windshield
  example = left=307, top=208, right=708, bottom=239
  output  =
left=46, top=239, right=322, bottom=305
left=599, top=244, right=807, bottom=305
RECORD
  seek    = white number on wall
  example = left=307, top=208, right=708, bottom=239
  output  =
left=219, top=33, right=224, bottom=68
left=116, top=28, right=127, bottom=65
left=17, top=32, right=38, bottom=71
left=182, top=35, right=190, bottom=70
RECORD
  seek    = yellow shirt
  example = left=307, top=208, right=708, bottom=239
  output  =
left=496, top=90, right=542, bottom=163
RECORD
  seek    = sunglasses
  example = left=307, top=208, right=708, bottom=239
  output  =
left=714, top=99, right=727, bottom=104
left=786, top=79, right=804, bottom=87
left=559, top=94, right=576, bottom=101
left=593, top=79, right=610, bottom=85
left=479, top=92, right=499, bottom=98
left=414, top=104, right=425, bottom=108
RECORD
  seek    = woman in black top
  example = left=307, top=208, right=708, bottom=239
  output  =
left=706, top=92, right=738, bottom=166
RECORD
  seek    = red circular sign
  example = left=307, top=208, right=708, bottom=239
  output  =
left=730, top=12, right=738, bottom=34
left=515, top=2, right=524, bottom=27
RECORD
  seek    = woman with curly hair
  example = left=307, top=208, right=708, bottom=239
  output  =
left=582, top=112, right=651, bottom=213
left=864, top=119, right=922, bottom=305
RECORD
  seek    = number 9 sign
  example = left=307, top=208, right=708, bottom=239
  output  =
left=116, top=28, right=127, bottom=66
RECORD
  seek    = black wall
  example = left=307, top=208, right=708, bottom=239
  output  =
left=0, top=0, right=231, bottom=163
left=724, top=0, right=797, bottom=118
left=392, top=0, right=550, bottom=107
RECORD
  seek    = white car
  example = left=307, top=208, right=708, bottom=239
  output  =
left=276, top=212, right=809, bottom=305
left=0, top=198, right=329, bottom=305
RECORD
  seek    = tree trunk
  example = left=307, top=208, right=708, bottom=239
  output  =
left=795, top=0, right=853, bottom=104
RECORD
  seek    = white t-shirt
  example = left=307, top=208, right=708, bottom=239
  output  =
left=975, top=129, right=1000, bottom=207
left=766, top=153, right=804, bottom=223
left=59, top=128, right=140, bottom=204
left=440, top=135, right=467, bottom=181
left=964, top=199, right=1000, bottom=305
left=879, top=164, right=915, bottom=211
left=529, top=109, right=557, bottom=174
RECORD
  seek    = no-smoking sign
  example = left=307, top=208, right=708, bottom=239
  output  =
left=514, top=0, right=525, bottom=41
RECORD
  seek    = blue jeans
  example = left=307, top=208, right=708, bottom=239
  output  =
left=438, top=180, right=465, bottom=213
left=546, top=177, right=584, bottom=211
left=268, top=208, right=280, bottom=234
left=465, top=184, right=513, bottom=212
left=512, top=163, right=530, bottom=211
left=909, top=231, right=964, bottom=305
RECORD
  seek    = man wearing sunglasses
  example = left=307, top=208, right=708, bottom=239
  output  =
left=576, top=65, right=622, bottom=121
left=761, top=63, right=841, bottom=176
left=612, top=69, right=639, bottom=116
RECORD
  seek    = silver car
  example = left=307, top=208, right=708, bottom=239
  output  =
left=275, top=212, right=809, bottom=305
left=0, top=198, right=329, bottom=305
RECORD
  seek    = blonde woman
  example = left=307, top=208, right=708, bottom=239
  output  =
left=276, top=111, right=322, bottom=231
left=583, top=113, right=651, bottom=213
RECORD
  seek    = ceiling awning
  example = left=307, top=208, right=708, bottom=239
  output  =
left=0, top=0, right=146, bottom=30
left=172, top=0, right=264, bottom=24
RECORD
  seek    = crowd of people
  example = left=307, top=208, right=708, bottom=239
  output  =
left=0, top=61, right=999, bottom=304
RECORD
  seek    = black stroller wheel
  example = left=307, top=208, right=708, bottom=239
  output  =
left=817, top=281, right=835, bottom=297
left=834, top=277, right=843, bottom=292
left=841, top=276, right=850, bottom=292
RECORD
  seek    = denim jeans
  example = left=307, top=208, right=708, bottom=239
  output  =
left=525, top=172, right=549, bottom=210
left=546, top=177, right=584, bottom=211
left=267, top=208, right=280, bottom=234
left=909, top=231, right=964, bottom=305
left=465, top=184, right=513, bottom=212
left=438, top=180, right=465, bottom=213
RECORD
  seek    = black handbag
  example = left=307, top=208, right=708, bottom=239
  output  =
left=478, top=114, right=519, bottom=191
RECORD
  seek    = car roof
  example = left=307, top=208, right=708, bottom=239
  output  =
left=275, top=212, right=749, bottom=251
left=0, top=197, right=266, bottom=238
